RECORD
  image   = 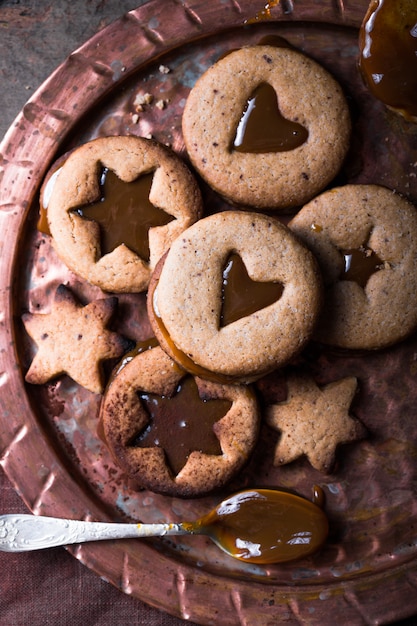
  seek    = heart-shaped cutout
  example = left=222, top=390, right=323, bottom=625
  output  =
left=341, top=244, right=384, bottom=288
left=232, top=82, right=308, bottom=153
left=220, top=253, right=284, bottom=327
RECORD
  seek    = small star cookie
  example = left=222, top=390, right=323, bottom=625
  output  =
left=265, top=374, right=366, bottom=472
left=22, top=285, right=129, bottom=394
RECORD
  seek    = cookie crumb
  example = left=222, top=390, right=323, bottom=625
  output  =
left=134, top=92, right=154, bottom=111
left=159, top=64, right=171, bottom=74
left=156, top=99, right=169, bottom=110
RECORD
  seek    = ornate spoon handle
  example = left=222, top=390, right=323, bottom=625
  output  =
left=0, top=514, right=187, bottom=552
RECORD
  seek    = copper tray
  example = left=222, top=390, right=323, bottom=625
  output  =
left=2, top=1, right=417, bottom=624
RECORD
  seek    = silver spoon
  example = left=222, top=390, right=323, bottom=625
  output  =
left=0, top=487, right=328, bottom=564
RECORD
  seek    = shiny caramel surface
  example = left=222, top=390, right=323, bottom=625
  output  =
left=359, top=0, right=417, bottom=120
left=135, top=376, right=232, bottom=475
left=232, top=82, right=309, bottom=153
left=38, top=162, right=66, bottom=235
left=184, top=487, right=328, bottom=564
left=341, top=246, right=384, bottom=288
left=74, top=168, right=174, bottom=260
left=220, top=253, right=284, bottom=327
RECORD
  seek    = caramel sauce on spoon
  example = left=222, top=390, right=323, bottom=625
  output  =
left=183, top=486, right=329, bottom=564
left=0, top=487, right=328, bottom=564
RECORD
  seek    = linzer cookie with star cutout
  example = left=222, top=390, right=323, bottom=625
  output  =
left=100, top=345, right=260, bottom=497
left=147, top=211, right=323, bottom=383
left=182, top=44, right=351, bottom=211
left=46, top=135, right=203, bottom=293
left=289, top=184, right=417, bottom=350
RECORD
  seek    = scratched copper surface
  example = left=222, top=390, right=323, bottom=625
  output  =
left=2, top=0, right=417, bottom=624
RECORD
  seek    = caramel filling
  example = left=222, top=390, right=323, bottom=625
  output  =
left=341, top=246, right=384, bottom=288
left=232, top=82, right=308, bottom=153
left=38, top=166, right=63, bottom=235
left=152, top=286, right=235, bottom=383
left=110, top=337, right=159, bottom=381
left=359, top=0, right=417, bottom=120
left=220, top=253, right=284, bottom=327
left=256, top=34, right=294, bottom=49
left=184, top=486, right=328, bottom=564
left=72, top=167, right=174, bottom=261
left=133, top=376, right=232, bottom=475
left=151, top=251, right=284, bottom=382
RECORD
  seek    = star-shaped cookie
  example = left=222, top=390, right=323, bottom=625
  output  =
left=265, top=375, right=366, bottom=473
left=22, top=285, right=128, bottom=394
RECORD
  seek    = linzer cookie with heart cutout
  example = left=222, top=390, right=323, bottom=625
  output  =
left=100, top=345, right=260, bottom=497
left=147, top=211, right=323, bottom=383
left=46, top=135, right=203, bottom=293
left=182, top=44, right=351, bottom=211
left=289, top=184, right=417, bottom=350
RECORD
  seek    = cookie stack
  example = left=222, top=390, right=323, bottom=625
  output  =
left=22, top=43, right=417, bottom=497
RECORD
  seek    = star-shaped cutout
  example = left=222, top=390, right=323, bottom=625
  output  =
left=72, top=166, right=174, bottom=261
left=22, top=285, right=128, bottom=394
left=265, top=375, right=366, bottom=473
left=341, top=243, right=384, bottom=288
left=133, top=376, right=232, bottom=475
